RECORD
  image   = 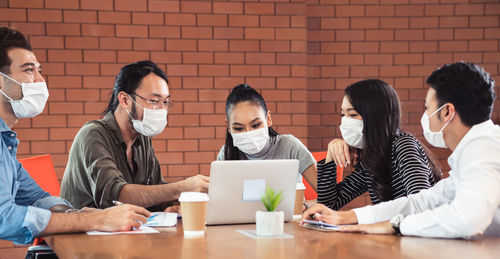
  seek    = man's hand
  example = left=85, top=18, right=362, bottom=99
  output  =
left=93, top=204, right=151, bottom=232
left=183, top=174, right=209, bottom=193
left=339, top=221, right=395, bottom=235
left=164, top=205, right=181, bottom=214
left=301, top=204, right=358, bottom=225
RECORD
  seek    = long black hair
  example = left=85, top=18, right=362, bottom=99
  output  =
left=345, top=79, right=440, bottom=201
left=224, top=84, right=278, bottom=160
left=103, top=60, right=168, bottom=115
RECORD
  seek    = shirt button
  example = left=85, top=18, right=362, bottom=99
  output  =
left=7, top=146, right=12, bottom=150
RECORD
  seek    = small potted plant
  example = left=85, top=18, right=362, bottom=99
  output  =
left=256, top=186, right=284, bottom=236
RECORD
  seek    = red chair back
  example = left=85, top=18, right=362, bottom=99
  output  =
left=19, top=154, right=60, bottom=196
left=304, top=151, right=343, bottom=200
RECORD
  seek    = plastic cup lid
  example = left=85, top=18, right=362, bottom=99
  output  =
left=178, top=192, right=209, bottom=202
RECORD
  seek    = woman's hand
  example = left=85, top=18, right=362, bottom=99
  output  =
left=326, top=138, right=353, bottom=167
left=301, top=204, right=358, bottom=225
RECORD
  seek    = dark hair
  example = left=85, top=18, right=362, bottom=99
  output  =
left=224, top=84, right=278, bottom=160
left=104, top=60, right=168, bottom=114
left=345, top=79, right=440, bottom=201
left=0, top=27, right=32, bottom=74
left=426, top=61, right=496, bottom=127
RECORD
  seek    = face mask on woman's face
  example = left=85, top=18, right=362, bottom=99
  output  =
left=339, top=116, right=365, bottom=149
left=231, top=126, right=270, bottom=155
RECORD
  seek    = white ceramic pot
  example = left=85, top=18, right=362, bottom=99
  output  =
left=255, top=210, right=284, bottom=236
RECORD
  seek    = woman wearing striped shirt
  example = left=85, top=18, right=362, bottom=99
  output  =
left=318, top=79, right=441, bottom=210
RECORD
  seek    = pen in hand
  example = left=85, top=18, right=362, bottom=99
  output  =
left=112, top=200, right=124, bottom=206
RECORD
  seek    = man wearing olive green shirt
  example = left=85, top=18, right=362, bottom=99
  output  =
left=61, top=61, right=208, bottom=211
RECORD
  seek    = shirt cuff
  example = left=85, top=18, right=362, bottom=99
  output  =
left=353, top=206, right=376, bottom=224
left=21, top=206, right=52, bottom=243
left=32, top=196, right=73, bottom=210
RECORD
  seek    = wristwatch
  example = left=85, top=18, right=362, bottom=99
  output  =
left=389, top=214, right=405, bottom=235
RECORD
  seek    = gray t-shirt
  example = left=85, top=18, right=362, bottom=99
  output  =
left=217, top=134, right=316, bottom=179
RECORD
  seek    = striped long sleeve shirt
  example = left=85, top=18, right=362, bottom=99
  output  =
left=317, top=132, right=436, bottom=210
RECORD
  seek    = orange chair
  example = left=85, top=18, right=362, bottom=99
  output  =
left=19, top=154, right=60, bottom=196
left=19, top=154, right=60, bottom=256
left=303, top=151, right=343, bottom=200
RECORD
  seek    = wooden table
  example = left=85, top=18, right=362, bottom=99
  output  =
left=45, top=222, right=500, bottom=259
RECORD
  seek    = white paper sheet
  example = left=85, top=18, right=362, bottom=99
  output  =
left=144, top=212, right=178, bottom=227
left=87, top=226, right=159, bottom=236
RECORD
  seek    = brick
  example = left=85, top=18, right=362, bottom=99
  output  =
left=395, top=54, right=423, bottom=65
left=48, top=76, right=82, bottom=89
left=365, top=54, right=393, bottom=65
left=50, top=128, right=80, bottom=140
left=276, top=28, right=306, bottom=40
left=230, top=65, right=259, bottom=76
left=424, top=5, right=453, bottom=16
left=395, top=77, right=424, bottom=89
left=66, top=63, right=100, bottom=75
left=214, top=53, right=244, bottom=64
left=308, top=5, right=335, bottom=17
left=151, top=51, right=181, bottom=64
left=198, top=14, right=227, bottom=26
left=32, top=115, right=67, bottom=128
left=29, top=36, right=63, bottom=49
left=181, top=1, right=211, bottom=13
left=260, top=16, right=289, bottom=28
left=98, top=11, right=131, bottom=24
left=440, top=17, right=468, bottom=28
left=276, top=3, right=304, bottom=16
left=115, top=0, right=147, bottom=11
left=183, top=52, right=213, bottom=64
left=470, top=16, right=499, bottom=28
left=116, top=25, right=147, bottom=37
left=351, top=18, right=379, bottom=29
left=45, top=0, right=79, bottom=9
left=81, top=0, right=113, bottom=10
left=351, top=66, right=379, bottom=77
left=9, top=0, right=43, bottom=8
left=245, top=3, right=274, bottom=15
left=423, top=53, right=452, bottom=65
left=455, top=4, right=485, bottom=16
left=277, top=78, right=306, bottom=89
left=409, top=41, right=438, bottom=52
left=410, top=17, right=438, bottom=28
left=166, top=39, right=196, bottom=51
left=291, top=41, right=306, bottom=53
left=198, top=90, right=228, bottom=101
left=214, top=28, right=243, bottom=39
left=245, top=53, right=275, bottom=64
left=67, top=89, right=100, bottom=101
left=213, top=2, right=243, bottom=14
left=425, top=29, right=453, bottom=40
left=380, top=65, right=408, bottom=77
left=198, top=40, right=228, bottom=51
left=381, top=17, right=409, bottom=29
left=439, top=41, right=468, bottom=52
left=245, top=78, right=275, bottom=90
left=366, top=5, right=394, bottom=17
left=16, top=129, right=48, bottom=141
left=82, top=24, right=114, bottom=37
left=183, top=77, right=213, bottom=89
left=229, top=15, right=258, bottom=27
left=260, top=40, right=289, bottom=53
left=168, top=164, right=199, bottom=176
left=351, top=42, right=379, bottom=53
left=277, top=53, right=306, bottom=65
left=308, top=30, right=335, bottom=41
left=100, top=38, right=132, bottom=50
left=245, top=28, right=275, bottom=40
left=336, top=30, right=364, bottom=41
left=133, top=38, right=165, bottom=51
left=84, top=76, right=115, bottom=89
left=167, top=64, right=197, bottom=76
left=455, top=29, right=484, bottom=40
left=10, top=22, right=44, bottom=35
left=469, top=40, right=498, bottom=51
left=396, top=5, right=423, bottom=16
left=28, top=9, right=62, bottom=22
left=84, top=50, right=116, bottom=62
left=165, top=13, right=196, bottom=25
left=49, top=102, right=83, bottom=114
left=182, top=27, right=212, bottom=39
left=148, top=0, right=179, bottom=12
left=65, top=37, right=99, bottom=49
left=380, top=42, right=408, bottom=53
left=453, top=53, right=483, bottom=63
left=132, top=12, right=163, bottom=25
left=64, top=11, right=97, bottom=23
left=366, top=29, right=394, bottom=41
left=150, top=26, right=180, bottom=38
left=336, top=5, right=364, bottom=17
left=48, top=50, right=82, bottom=62
left=321, top=18, right=349, bottom=29
left=184, top=102, right=214, bottom=114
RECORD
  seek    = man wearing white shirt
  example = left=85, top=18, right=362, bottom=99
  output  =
left=303, top=61, right=500, bottom=238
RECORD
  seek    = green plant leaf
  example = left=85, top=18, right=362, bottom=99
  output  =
left=261, top=186, right=284, bottom=211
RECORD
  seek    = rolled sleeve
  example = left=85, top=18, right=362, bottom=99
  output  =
left=20, top=206, right=52, bottom=244
left=32, top=196, right=72, bottom=210
left=353, top=206, right=376, bottom=224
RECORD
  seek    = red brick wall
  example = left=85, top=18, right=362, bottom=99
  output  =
left=0, top=0, right=498, bottom=183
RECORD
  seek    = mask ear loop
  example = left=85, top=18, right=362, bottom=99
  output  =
left=0, top=72, right=18, bottom=102
left=439, top=107, right=455, bottom=133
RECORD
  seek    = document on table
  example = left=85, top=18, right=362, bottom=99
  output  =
left=301, top=220, right=341, bottom=232
left=86, top=212, right=177, bottom=235
left=87, top=226, right=159, bottom=236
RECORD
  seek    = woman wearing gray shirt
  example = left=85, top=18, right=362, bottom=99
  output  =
left=217, top=84, right=317, bottom=188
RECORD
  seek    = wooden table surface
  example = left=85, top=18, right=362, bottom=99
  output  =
left=45, top=221, right=500, bottom=259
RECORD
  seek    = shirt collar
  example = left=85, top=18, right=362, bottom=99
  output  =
left=0, top=116, right=13, bottom=133
left=101, top=111, right=143, bottom=147
left=448, top=119, right=494, bottom=167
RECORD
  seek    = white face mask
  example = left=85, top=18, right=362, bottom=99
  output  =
left=0, top=72, right=49, bottom=118
left=339, top=116, right=365, bottom=149
left=420, top=104, right=454, bottom=149
left=126, top=95, right=167, bottom=137
left=231, top=126, right=270, bottom=155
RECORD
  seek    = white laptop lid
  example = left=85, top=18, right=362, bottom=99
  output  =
left=206, top=159, right=299, bottom=225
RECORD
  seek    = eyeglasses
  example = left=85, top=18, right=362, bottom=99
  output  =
left=131, top=93, right=174, bottom=110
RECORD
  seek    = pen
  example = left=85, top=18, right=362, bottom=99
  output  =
left=112, top=200, right=125, bottom=206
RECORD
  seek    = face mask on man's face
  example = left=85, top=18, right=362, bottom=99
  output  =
left=0, top=72, right=49, bottom=118
left=420, top=104, right=454, bottom=149
left=126, top=95, right=168, bottom=137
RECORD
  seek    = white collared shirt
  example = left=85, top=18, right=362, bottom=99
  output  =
left=353, top=120, right=500, bottom=238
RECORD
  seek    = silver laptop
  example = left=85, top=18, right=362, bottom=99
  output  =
left=206, top=159, right=299, bottom=225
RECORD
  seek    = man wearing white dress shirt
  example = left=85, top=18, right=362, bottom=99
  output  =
left=303, top=61, right=500, bottom=238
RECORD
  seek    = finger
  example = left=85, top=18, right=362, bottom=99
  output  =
left=131, top=220, right=142, bottom=230
left=342, top=142, right=351, bottom=165
left=197, top=175, right=210, bottom=181
left=129, top=205, right=151, bottom=217
left=136, top=214, right=148, bottom=224
left=334, top=145, right=344, bottom=168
